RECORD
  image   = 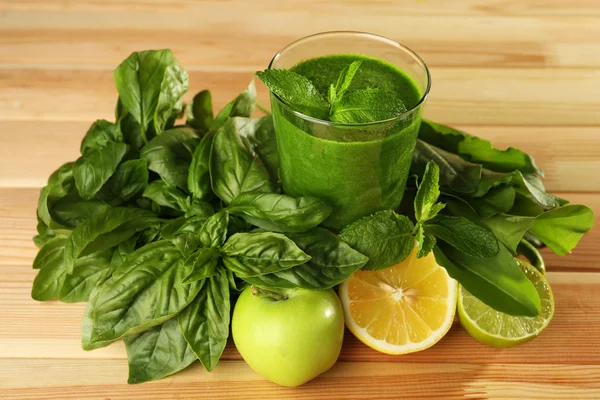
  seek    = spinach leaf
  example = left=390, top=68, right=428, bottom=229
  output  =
left=221, top=232, right=310, bottom=278
left=142, top=180, right=190, bottom=215
left=328, top=60, right=362, bottom=114
left=415, top=225, right=436, bottom=258
left=414, top=161, right=444, bottom=222
left=476, top=170, right=561, bottom=209
left=188, top=133, right=215, bottom=201
left=179, top=269, right=230, bottom=371
left=339, top=210, right=414, bottom=270
left=468, top=185, right=516, bottom=218
left=228, top=192, right=332, bottom=233
left=211, top=80, right=257, bottom=130
left=238, top=116, right=280, bottom=183
left=256, top=69, right=329, bottom=119
left=182, top=247, right=220, bottom=284
left=517, top=239, right=546, bottom=274
left=434, top=243, right=541, bottom=317
left=60, top=249, right=113, bottom=303
left=80, top=120, right=122, bottom=154
left=198, top=210, right=229, bottom=248
left=86, top=241, right=203, bottom=345
left=330, top=88, right=406, bottom=124
left=425, top=215, right=499, bottom=258
left=97, top=159, right=149, bottom=204
left=74, top=141, right=129, bottom=199
left=64, top=207, right=158, bottom=273
left=243, top=228, right=367, bottom=289
left=114, top=50, right=188, bottom=141
left=124, top=318, right=197, bottom=384
left=186, top=90, right=214, bottom=133
left=210, top=117, right=275, bottom=203
left=140, top=127, right=200, bottom=191
left=418, top=120, right=543, bottom=175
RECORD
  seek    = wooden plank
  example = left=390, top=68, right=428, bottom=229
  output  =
left=2, top=120, right=599, bottom=192
left=1, top=188, right=598, bottom=269
left=1, top=13, right=600, bottom=69
left=2, top=262, right=600, bottom=364
left=2, top=0, right=600, bottom=17
left=0, top=358, right=598, bottom=399
left=2, top=67, right=600, bottom=126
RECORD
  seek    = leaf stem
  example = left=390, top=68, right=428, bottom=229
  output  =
left=251, top=286, right=288, bottom=301
left=256, top=102, right=271, bottom=115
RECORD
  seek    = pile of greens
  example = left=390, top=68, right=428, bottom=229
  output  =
left=32, top=49, right=593, bottom=384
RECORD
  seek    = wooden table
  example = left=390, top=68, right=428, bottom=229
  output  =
left=1, top=1, right=599, bottom=398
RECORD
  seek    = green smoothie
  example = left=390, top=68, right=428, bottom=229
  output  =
left=271, top=54, right=423, bottom=229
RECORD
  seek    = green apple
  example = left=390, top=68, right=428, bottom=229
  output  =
left=232, top=286, right=345, bottom=387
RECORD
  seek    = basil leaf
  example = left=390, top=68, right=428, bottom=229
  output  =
left=86, top=241, right=204, bottom=345
left=114, top=50, right=188, bottom=139
left=33, top=237, right=66, bottom=270
left=221, top=232, right=310, bottom=278
left=339, top=210, right=414, bottom=270
left=142, top=180, right=190, bottom=215
left=211, top=80, right=257, bottom=130
left=80, top=120, right=122, bottom=154
left=60, top=249, right=113, bottom=303
left=414, top=161, right=443, bottom=222
left=228, top=192, right=332, bottom=233
left=124, top=318, right=197, bottom=384
left=238, top=116, right=280, bottom=183
left=210, top=117, right=275, bottom=204
left=50, top=194, right=111, bottom=229
left=179, top=269, right=230, bottom=371
left=33, top=217, right=59, bottom=248
left=188, top=133, right=215, bottom=201
left=31, top=238, right=68, bottom=301
left=330, top=88, right=406, bottom=124
left=186, top=90, right=214, bottom=133
left=64, top=207, right=158, bottom=274
left=434, top=243, right=541, bottom=317
left=425, top=215, right=499, bottom=258
left=243, top=228, right=368, bottom=289
left=256, top=69, right=329, bottom=119
left=186, top=198, right=215, bottom=218
left=140, top=127, right=200, bottom=191
left=37, top=163, right=76, bottom=228
left=171, top=233, right=201, bottom=258
left=468, top=185, right=516, bottom=218
left=116, top=98, right=145, bottom=153
left=419, top=120, right=543, bottom=176
left=97, top=159, right=149, bottom=204
left=416, top=225, right=436, bottom=258
left=226, top=269, right=247, bottom=292
left=74, top=142, right=129, bottom=200
left=198, top=210, right=229, bottom=248
left=182, top=247, right=220, bottom=284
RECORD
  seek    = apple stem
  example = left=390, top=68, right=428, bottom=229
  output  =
left=252, top=286, right=288, bottom=301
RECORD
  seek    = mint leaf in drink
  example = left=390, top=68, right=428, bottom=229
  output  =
left=414, top=161, right=445, bottom=222
left=330, top=88, right=407, bottom=124
left=255, top=69, right=329, bottom=120
left=415, top=225, right=436, bottom=258
left=425, top=215, right=499, bottom=258
left=328, top=60, right=363, bottom=115
left=339, top=210, right=414, bottom=270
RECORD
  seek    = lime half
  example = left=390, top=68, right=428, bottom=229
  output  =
left=458, top=260, right=554, bottom=347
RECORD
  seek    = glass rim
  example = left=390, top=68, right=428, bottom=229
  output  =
left=267, top=31, right=431, bottom=127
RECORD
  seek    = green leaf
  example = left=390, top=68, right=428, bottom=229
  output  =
left=243, top=228, right=368, bottom=289
left=211, top=80, right=257, bottom=130
left=221, top=232, right=310, bottom=278
left=60, top=249, right=113, bottom=303
left=476, top=170, right=561, bottom=209
left=31, top=238, right=68, bottom=301
left=210, top=117, right=276, bottom=204
left=228, top=192, right=332, bottom=233
left=116, top=98, right=145, bottom=153
left=97, top=159, right=149, bottom=204
left=186, top=90, right=214, bottom=133
left=418, top=120, right=543, bottom=176
left=85, top=241, right=204, bottom=345
left=255, top=69, right=329, bottom=119
left=339, top=210, right=414, bottom=270
left=198, top=210, right=229, bottom=248
left=329, top=60, right=363, bottom=114
left=142, top=180, right=190, bottom=215
left=37, top=163, right=76, bottom=227
left=416, top=225, right=436, bottom=258
left=140, top=127, right=200, bottom=191
left=50, top=194, right=111, bottom=229
left=468, top=185, right=516, bottom=218
left=186, top=198, right=215, bottom=218
left=330, top=88, right=406, bottom=124
left=33, top=216, right=59, bottom=248
left=434, top=243, right=541, bottom=317
left=80, top=120, right=122, bottom=154
left=124, top=318, right=197, bottom=384
left=179, top=269, right=230, bottom=372
left=33, top=237, right=66, bottom=270
left=226, top=269, right=248, bottom=292
left=238, top=116, right=280, bottom=183
left=73, top=142, right=129, bottom=200
left=517, top=239, right=546, bottom=274
left=64, top=207, right=158, bottom=274
left=182, top=247, right=220, bottom=284
left=114, top=49, right=188, bottom=139
left=188, top=133, right=215, bottom=201
left=425, top=215, right=499, bottom=258
left=414, top=161, right=443, bottom=222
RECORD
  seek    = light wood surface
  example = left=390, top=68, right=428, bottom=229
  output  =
left=1, top=1, right=599, bottom=399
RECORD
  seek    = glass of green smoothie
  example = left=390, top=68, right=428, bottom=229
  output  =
left=267, top=31, right=430, bottom=229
